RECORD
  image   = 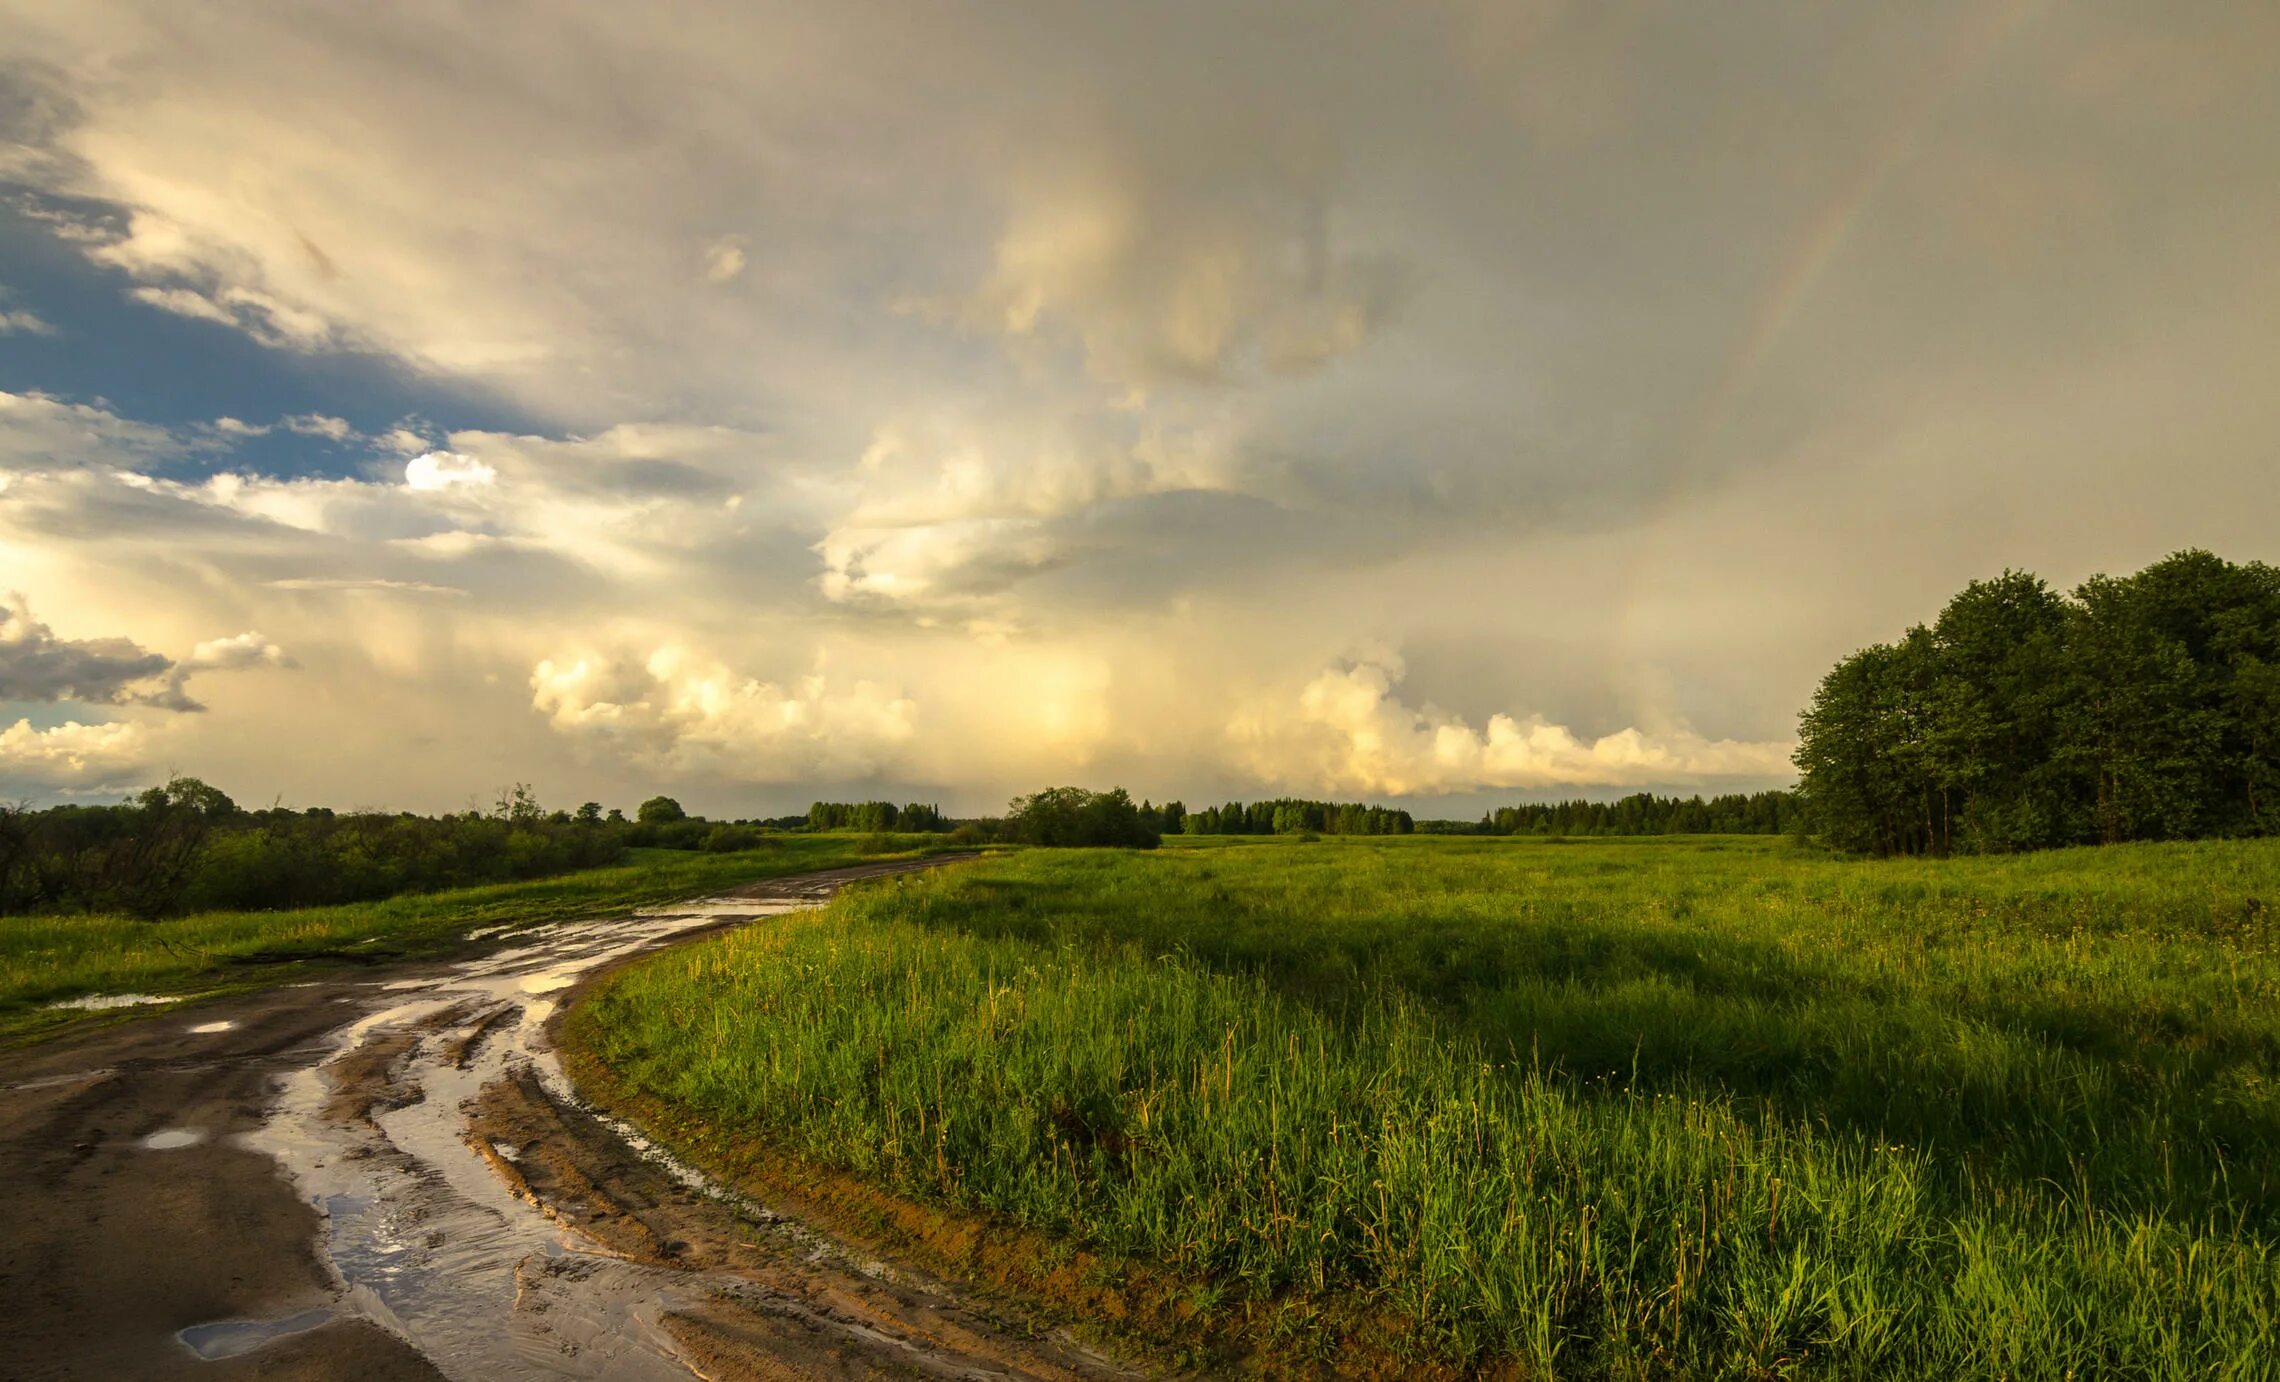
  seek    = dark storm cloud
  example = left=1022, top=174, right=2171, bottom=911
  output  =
left=0, top=596, right=194, bottom=709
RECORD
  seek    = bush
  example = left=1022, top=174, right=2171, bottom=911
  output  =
left=702, top=825, right=764, bottom=853
left=637, top=795, right=687, bottom=825
left=1004, top=787, right=1160, bottom=849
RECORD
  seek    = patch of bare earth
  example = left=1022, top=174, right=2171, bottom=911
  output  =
left=467, top=1062, right=1138, bottom=1379
left=552, top=1011, right=1487, bottom=1380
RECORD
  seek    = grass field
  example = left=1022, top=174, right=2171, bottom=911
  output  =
left=0, top=834, right=958, bottom=1046
left=568, top=835, right=2280, bottom=1378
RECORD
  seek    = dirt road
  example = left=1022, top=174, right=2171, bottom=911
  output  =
left=0, top=856, right=1137, bottom=1380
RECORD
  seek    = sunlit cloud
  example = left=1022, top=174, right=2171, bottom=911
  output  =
left=0, top=2, right=2272, bottom=811
left=531, top=646, right=916, bottom=783
left=1231, top=657, right=1795, bottom=796
left=0, top=717, right=154, bottom=790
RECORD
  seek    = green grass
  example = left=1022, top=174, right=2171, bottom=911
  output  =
left=0, top=834, right=961, bottom=1046
left=570, top=835, right=2280, bottom=1378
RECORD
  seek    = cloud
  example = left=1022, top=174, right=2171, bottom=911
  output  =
left=946, top=148, right=1405, bottom=389
left=0, top=309, right=54, bottom=336
left=0, top=593, right=181, bottom=706
left=284, top=413, right=356, bottom=441
left=531, top=646, right=916, bottom=782
left=187, top=631, right=292, bottom=670
left=703, top=237, right=747, bottom=284
left=815, top=412, right=1237, bottom=609
left=403, top=450, right=496, bottom=492
left=0, top=389, right=180, bottom=472
left=0, top=3, right=2275, bottom=814
left=264, top=577, right=465, bottom=596
left=0, top=718, right=153, bottom=790
left=0, top=592, right=293, bottom=716
left=379, top=426, right=434, bottom=455
left=1230, top=656, right=1796, bottom=796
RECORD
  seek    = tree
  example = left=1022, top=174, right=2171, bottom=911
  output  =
left=637, top=795, right=687, bottom=825
left=1925, top=571, right=2074, bottom=851
left=1798, top=550, right=2280, bottom=854
left=1004, top=787, right=1160, bottom=848
left=112, top=776, right=238, bottom=917
left=575, top=801, right=604, bottom=825
left=492, top=783, right=544, bottom=824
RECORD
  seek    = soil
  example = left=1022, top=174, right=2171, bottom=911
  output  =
left=0, top=855, right=1133, bottom=1381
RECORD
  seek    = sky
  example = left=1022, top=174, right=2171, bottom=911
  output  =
left=0, top=1, right=2275, bottom=817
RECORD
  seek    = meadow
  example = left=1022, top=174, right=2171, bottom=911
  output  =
left=568, top=835, right=2280, bottom=1378
left=0, top=833, right=955, bottom=1046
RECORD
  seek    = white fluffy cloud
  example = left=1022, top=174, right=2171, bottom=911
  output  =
left=531, top=647, right=915, bottom=783
left=1232, top=657, right=1794, bottom=796
left=187, top=631, right=291, bottom=671
left=402, top=451, right=497, bottom=492
left=0, top=718, right=153, bottom=790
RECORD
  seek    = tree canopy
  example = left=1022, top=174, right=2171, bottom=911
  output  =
left=1006, top=787, right=1161, bottom=848
left=1795, top=550, right=2280, bottom=854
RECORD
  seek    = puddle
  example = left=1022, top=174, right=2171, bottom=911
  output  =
left=178, top=1306, right=335, bottom=1360
left=189, top=1020, right=238, bottom=1034
left=243, top=891, right=816, bottom=1380
left=48, top=992, right=170, bottom=1011
left=143, top=1128, right=205, bottom=1150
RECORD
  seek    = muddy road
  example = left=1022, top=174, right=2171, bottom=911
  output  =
left=0, top=857, right=1139, bottom=1381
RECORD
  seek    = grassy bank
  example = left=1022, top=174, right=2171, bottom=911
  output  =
left=0, top=834, right=957, bottom=1046
left=568, top=835, right=2280, bottom=1378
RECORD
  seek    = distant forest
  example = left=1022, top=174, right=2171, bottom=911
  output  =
left=1795, top=549, right=2280, bottom=855
left=1421, top=791, right=1797, bottom=837
left=0, top=785, right=805, bottom=919
left=804, top=800, right=950, bottom=832
left=1182, top=799, right=1415, bottom=836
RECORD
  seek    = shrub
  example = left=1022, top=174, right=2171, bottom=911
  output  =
left=702, top=825, right=763, bottom=853
left=1004, top=787, right=1160, bottom=849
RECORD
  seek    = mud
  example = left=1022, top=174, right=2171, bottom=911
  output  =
left=0, top=854, right=1136, bottom=1380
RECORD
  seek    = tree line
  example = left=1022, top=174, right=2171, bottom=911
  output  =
left=0, top=784, right=819, bottom=919
left=1795, top=549, right=2280, bottom=855
left=1412, top=790, right=1798, bottom=837
left=1182, top=798, right=1416, bottom=836
left=803, top=800, right=950, bottom=832
left=0, top=780, right=629, bottom=918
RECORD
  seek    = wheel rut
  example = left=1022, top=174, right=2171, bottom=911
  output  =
left=1, top=855, right=1134, bottom=1380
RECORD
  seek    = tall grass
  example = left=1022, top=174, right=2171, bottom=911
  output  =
left=572, top=836, right=2280, bottom=1377
left=0, top=834, right=955, bottom=1045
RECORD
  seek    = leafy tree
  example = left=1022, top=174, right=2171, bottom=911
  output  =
left=1797, top=550, right=2280, bottom=854
left=493, top=782, right=544, bottom=824
left=1005, top=787, right=1160, bottom=848
left=637, top=795, right=687, bottom=825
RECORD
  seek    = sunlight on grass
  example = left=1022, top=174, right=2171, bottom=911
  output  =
left=572, top=835, right=2280, bottom=1376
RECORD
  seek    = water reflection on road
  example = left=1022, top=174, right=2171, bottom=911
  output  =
left=237, top=893, right=800, bottom=1380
